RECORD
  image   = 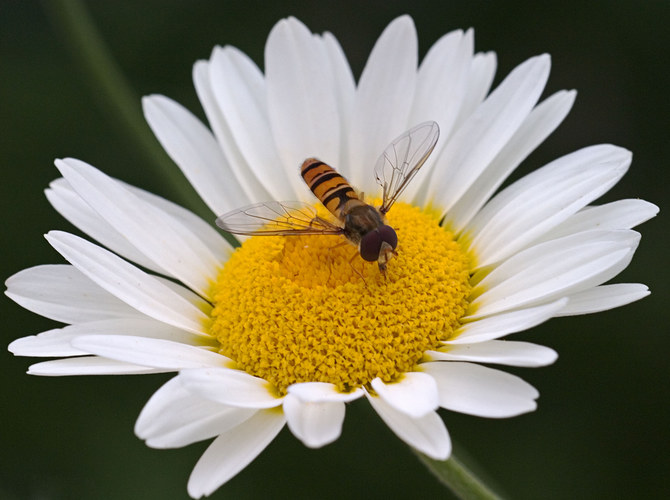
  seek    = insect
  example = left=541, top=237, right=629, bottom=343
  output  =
left=216, top=121, right=440, bottom=272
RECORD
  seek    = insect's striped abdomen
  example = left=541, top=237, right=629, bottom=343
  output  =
left=301, top=158, right=359, bottom=218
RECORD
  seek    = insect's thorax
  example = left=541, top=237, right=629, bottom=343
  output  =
left=343, top=204, right=385, bottom=244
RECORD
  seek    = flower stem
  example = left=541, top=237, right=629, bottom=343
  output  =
left=414, top=450, right=503, bottom=499
left=41, top=0, right=210, bottom=219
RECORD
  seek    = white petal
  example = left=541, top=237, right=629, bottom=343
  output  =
left=142, top=94, right=248, bottom=216
left=540, top=199, right=659, bottom=242
left=147, top=408, right=254, bottom=450
left=283, top=393, right=344, bottom=448
left=427, top=55, right=550, bottom=214
left=45, top=231, right=209, bottom=334
left=348, top=15, right=417, bottom=192
left=466, top=145, right=631, bottom=267
left=9, top=326, right=83, bottom=357
left=446, top=89, right=577, bottom=233
left=56, top=158, right=219, bottom=298
left=410, top=29, right=472, bottom=137
left=321, top=31, right=356, bottom=177
left=449, top=298, right=568, bottom=344
left=423, top=362, right=538, bottom=418
left=208, top=46, right=292, bottom=201
left=265, top=17, right=341, bottom=197
left=179, top=367, right=283, bottom=409
left=136, top=377, right=255, bottom=449
left=405, top=29, right=473, bottom=201
left=27, top=357, right=166, bottom=376
left=187, top=409, right=285, bottom=498
left=557, top=283, right=651, bottom=316
left=71, top=335, right=227, bottom=370
left=5, top=264, right=142, bottom=324
left=365, top=390, right=450, bottom=460
left=8, top=317, right=214, bottom=357
left=370, top=373, right=439, bottom=418
left=469, top=230, right=640, bottom=319
left=427, top=341, right=558, bottom=367
left=193, top=59, right=271, bottom=203
left=153, top=275, right=212, bottom=312
left=451, top=51, right=497, bottom=131
left=287, top=382, right=364, bottom=403
left=122, top=179, right=232, bottom=264
left=46, top=179, right=164, bottom=273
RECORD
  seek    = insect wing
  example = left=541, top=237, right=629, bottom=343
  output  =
left=215, top=201, right=343, bottom=236
left=375, top=121, right=440, bottom=214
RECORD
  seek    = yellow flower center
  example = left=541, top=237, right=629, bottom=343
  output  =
left=210, top=203, right=471, bottom=394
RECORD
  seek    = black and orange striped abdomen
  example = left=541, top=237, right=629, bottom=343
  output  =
left=300, top=158, right=360, bottom=219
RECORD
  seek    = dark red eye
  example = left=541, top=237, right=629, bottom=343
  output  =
left=359, top=231, right=381, bottom=261
left=359, top=225, right=397, bottom=262
left=378, top=224, right=398, bottom=250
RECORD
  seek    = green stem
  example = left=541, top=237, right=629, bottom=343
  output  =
left=42, top=0, right=210, bottom=219
left=414, top=451, right=503, bottom=500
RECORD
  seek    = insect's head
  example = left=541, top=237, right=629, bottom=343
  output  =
left=359, top=225, right=398, bottom=271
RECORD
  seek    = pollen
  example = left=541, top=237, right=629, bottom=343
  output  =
left=210, top=203, right=471, bottom=394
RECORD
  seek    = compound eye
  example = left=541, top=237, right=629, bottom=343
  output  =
left=359, top=231, right=382, bottom=262
left=359, top=226, right=397, bottom=262
left=378, top=225, right=398, bottom=250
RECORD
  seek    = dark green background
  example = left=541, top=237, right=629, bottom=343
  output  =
left=1, top=1, right=667, bottom=498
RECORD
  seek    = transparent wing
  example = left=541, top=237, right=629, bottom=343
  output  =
left=374, top=121, right=440, bottom=214
left=216, top=201, right=344, bottom=236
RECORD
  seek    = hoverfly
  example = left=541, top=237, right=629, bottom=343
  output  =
left=216, top=121, right=440, bottom=272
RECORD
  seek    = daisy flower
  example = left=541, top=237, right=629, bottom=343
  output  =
left=6, top=15, right=657, bottom=498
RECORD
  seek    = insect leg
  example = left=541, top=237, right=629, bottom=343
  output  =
left=348, top=250, right=368, bottom=288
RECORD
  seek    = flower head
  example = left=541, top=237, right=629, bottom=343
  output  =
left=6, top=16, right=657, bottom=498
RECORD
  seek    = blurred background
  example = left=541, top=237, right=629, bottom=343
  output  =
left=1, top=1, right=667, bottom=498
